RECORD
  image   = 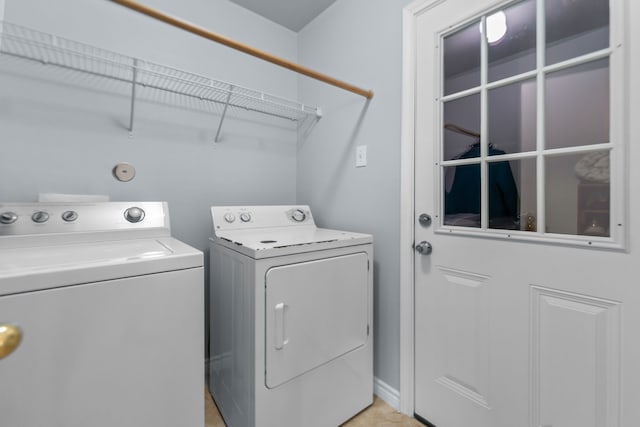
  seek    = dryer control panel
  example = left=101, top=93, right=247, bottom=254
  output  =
left=211, top=205, right=315, bottom=233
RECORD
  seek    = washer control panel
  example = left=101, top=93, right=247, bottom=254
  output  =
left=211, top=205, right=314, bottom=232
left=0, top=202, right=168, bottom=236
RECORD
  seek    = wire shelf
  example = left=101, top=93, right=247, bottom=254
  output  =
left=0, top=21, right=321, bottom=134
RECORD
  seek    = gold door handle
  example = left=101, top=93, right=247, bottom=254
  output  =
left=0, top=324, right=22, bottom=359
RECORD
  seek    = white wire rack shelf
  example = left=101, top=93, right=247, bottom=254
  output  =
left=0, top=21, right=322, bottom=141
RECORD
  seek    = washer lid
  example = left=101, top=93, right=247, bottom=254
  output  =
left=0, top=237, right=203, bottom=296
left=214, top=226, right=372, bottom=259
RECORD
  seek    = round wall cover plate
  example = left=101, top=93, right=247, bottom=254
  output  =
left=112, top=163, right=136, bottom=182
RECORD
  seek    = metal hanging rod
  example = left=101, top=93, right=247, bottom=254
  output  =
left=110, top=0, right=374, bottom=99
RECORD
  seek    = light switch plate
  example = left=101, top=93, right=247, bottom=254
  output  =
left=356, top=145, right=367, bottom=167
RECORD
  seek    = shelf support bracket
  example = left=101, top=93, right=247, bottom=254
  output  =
left=214, top=86, right=232, bottom=143
left=129, top=58, right=138, bottom=135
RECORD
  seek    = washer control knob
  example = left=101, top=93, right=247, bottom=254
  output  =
left=0, top=212, right=18, bottom=225
left=61, top=210, right=78, bottom=222
left=291, top=209, right=306, bottom=222
left=31, top=211, right=49, bottom=223
left=124, top=207, right=145, bottom=223
left=224, top=213, right=236, bottom=223
left=240, top=212, right=252, bottom=223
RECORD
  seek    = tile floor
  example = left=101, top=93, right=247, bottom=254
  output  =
left=204, top=387, right=425, bottom=427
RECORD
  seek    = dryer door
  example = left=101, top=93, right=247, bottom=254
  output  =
left=265, top=252, right=369, bottom=389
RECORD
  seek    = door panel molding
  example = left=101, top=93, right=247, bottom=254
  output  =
left=530, top=286, right=621, bottom=427
left=433, top=267, right=491, bottom=408
left=435, top=375, right=491, bottom=409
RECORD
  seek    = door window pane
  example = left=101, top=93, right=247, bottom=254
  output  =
left=437, top=0, right=616, bottom=244
left=488, top=78, right=537, bottom=154
left=545, top=0, right=609, bottom=65
left=443, top=93, right=481, bottom=161
left=444, top=164, right=481, bottom=228
left=545, top=151, right=610, bottom=236
left=545, top=58, right=609, bottom=149
left=489, top=158, right=536, bottom=231
left=488, top=0, right=537, bottom=82
left=443, top=20, right=482, bottom=96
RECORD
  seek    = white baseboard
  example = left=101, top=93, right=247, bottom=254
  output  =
left=374, top=377, right=400, bottom=410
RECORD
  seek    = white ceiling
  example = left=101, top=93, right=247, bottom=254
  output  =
left=228, top=0, right=337, bottom=32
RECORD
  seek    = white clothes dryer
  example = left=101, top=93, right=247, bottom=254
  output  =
left=0, top=202, right=203, bottom=427
left=208, top=205, right=373, bottom=427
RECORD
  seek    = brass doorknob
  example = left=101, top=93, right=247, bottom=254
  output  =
left=0, top=324, right=22, bottom=359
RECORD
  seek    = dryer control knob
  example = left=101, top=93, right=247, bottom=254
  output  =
left=124, top=207, right=145, bottom=223
left=31, top=211, right=49, bottom=223
left=224, top=213, right=236, bottom=223
left=0, top=212, right=18, bottom=224
left=291, top=209, right=306, bottom=222
left=240, top=212, right=252, bottom=222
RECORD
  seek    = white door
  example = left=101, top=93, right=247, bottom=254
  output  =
left=412, top=0, right=640, bottom=426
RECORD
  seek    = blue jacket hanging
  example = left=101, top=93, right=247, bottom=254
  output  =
left=445, top=143, right=519, bottom=228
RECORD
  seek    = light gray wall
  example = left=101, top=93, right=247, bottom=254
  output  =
left=297, top=0, right=413, bottom=391
left=1, top=0, right=300, bottom=251
left=1, top=0, right=411, bottom=394
left=1, top=0, right=303, bottom=362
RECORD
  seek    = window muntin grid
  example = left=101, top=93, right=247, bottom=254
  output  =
left=437, top=0, right=619, bottom=247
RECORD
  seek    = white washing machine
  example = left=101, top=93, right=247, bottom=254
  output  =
left=208, top=205, right=373, bottom=427
left=0, top=202, right=204, bottom=427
